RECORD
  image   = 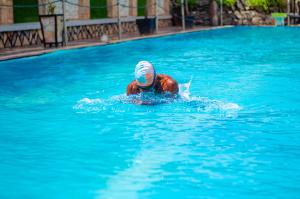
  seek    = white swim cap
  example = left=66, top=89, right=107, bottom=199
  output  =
left=135, top=61, right=156, bottom=88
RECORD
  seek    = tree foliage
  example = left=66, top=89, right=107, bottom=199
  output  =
left=246, top=0, right=285, bottom=11
left=223, top=0, right=237, bottom=7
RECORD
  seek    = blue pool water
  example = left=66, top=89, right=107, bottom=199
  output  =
left=0, top=27, right=300, bottom=199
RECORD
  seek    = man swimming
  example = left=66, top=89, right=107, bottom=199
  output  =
left=126, top=61, right=179, bottom=96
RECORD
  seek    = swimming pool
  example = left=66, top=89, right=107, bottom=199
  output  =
left=0, top=26, right=299, bottom=199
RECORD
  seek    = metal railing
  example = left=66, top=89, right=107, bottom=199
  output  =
left=0, top=0, right=225, bottom=45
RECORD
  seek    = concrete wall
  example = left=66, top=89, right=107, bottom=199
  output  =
left=39, top=0, right=81, bottom=20
left=108, top=0, right=137, bottom=17
left=158, top=0, right=170, bottom=15
left=107, top=0, right=170, bottom=18
left=79, top=0, right=90, bottom=19
left=0, top=0, right=170, bottom=25
left=120, top=0, right=129, bottom=17
left=0, top=0, right=13, bottom=24
left=129, top=0, right=137, bottom=16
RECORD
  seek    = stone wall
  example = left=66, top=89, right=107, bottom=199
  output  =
left=176, top=0, right=275, bottom=26
left=222, top=0, right=274, bottom=25
left=226, top=10, right=274, bottom=25
left=158, top=18, right=172, bottom=28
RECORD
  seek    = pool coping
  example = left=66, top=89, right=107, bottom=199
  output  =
left=0, top=26, right=234, bottom=61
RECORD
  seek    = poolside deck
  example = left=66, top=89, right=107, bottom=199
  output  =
left=0, top=25, right=232, bottom=61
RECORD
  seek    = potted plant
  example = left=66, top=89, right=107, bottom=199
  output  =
left=39, top=2, right=64, bottom=47
left=271, top=12, right=287, bottom=26
left=136, top=0, right=156, bottom=35
left=185, top=0, right=198, bottom=28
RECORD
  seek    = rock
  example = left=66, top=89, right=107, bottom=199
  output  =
left=252, top=17, right=261, bottom=25
left=250, top=11, right=257, bottom=17
left=101, top=34, right=109, bottom=42
left=264, top=16, right=274, bottom=25
left=243, top=19, right=249, bottom=25
left=171, top=0, right=277, bottom=26
left=236, top=0, right=244, bottom=10
left=234, top=11, right=242, bottom=19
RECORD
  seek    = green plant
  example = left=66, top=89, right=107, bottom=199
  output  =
left=222, top=0, right=237, bottom=7
left=216, top=0, right=236, bottom=7
left=246, top=0, right=285, bottom=11
left=271, top=12, right=287, bottom=17
left=175, top=0, right=198, bottom=8
left=188, top=0, right=198, bottom=7
left=47, top=2, right=56, bottom=15
left=247, top=0, right=269, bottom=10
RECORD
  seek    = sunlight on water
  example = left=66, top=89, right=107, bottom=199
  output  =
left=0, top=27, right=300, bottom=199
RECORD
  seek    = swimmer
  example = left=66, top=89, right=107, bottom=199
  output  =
left=126, top=61, right=179, bottom=97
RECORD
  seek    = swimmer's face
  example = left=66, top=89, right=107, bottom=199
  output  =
left=136, top=73, right=155, bottom=88
left=135, top=61, right=156, bottom=89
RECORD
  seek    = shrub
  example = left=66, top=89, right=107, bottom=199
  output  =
left=271, top=12, right=287, bottom=17
left=246, top=0, right=285, bottom=11
left=223, top=0, right=237, bottom=7
left=215, top=0, right=236, bottom=7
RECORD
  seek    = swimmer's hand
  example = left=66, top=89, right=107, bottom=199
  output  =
left=131, top=95, right=157, bottom=105
left=132, top=99, right=155, bottom=105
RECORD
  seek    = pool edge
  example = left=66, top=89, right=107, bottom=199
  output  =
left=0, top=26, right=234, bottom=61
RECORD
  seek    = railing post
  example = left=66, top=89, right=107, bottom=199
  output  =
left=287, top=0, right=290, bottom=26
left=117, top=0, right=122, bottom=39
left=220, top=0, right=223, bottom=26
left=62, top=0, right=68, bottom=45
left=181, top=0, right=185, bottom=31
left=155, top=0, right=159, bottom=33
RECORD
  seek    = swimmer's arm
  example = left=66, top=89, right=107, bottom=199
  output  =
left=161, top=77, right=179, bottom=95
left=126, top=80, right=141, bottom=96
left=167, top=79, right=179, bottom=95
left=126, top=81, right=145, bottom=104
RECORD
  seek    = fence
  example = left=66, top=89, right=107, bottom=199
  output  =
left=0, top=0, right=226, bottom=48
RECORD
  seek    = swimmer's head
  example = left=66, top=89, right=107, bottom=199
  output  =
left=135, top=61, right=156, bottom=89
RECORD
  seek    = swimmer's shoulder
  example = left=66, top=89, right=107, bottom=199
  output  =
left=156, top=74, right=179, bottom=94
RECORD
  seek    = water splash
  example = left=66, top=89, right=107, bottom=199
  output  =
left=73, top=81, right=241, bottom=115
left=179, top=79, right=192, bottom=100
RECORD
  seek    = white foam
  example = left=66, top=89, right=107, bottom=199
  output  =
left=73, top=97, right=105, bottom=112
left=79, top=97, right=103, bottom=104
left=179, top=80, right=191, bottom=100
left=73, top=81, right=241, bottom=114
left=220, top=102, right=241, bottom=110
